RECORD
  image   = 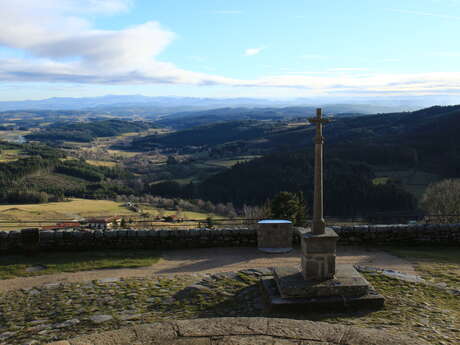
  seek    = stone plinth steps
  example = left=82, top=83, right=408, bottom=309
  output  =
left=46, top=317, right=429, bottom=345
left=259, top=227, right=385, bottom=312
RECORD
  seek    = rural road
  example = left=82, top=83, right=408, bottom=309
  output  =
left=0, top=246, right=415, bottom=293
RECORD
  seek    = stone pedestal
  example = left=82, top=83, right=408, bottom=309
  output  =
left=301, top=227, right=338, bottom=281
left=260, top=264, right=385, bottom=312
left=260, top=228, right=385, bottom=312
left=260, top=272, right=385, bottom=313
left=257, top=220, right=293, bottom=253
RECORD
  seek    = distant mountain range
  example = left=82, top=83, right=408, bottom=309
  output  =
left=0, top=94, right=443, bottom=114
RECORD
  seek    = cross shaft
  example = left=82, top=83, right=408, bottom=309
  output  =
left=308, top=108, right=330, bottom=235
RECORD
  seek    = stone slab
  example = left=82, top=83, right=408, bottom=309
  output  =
left=274, top=264, right=370, bottom=298
left=260, top=278, right=385, bottom=313
left=47, top=317, right=429, bottom=345
left=176, top=317, right=267, bottom=337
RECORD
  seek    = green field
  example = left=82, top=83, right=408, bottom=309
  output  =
left=372, top=177, right=390, bottom=185
left=0, top=198, right=213, bottom=230
left=0, top=250, right=161, bottom=279
left=374, top=168, right=441, bottom=198
left=86, top=159, right=117, bottom=167
left=0, top=149, right=24, bottom=162
left=0, top=199, right=137, bottom=229
left=205, top=155, right=261, bottom=168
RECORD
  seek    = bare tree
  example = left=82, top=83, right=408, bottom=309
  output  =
left=421, top=179, right=460, bottom=223
left=242, top=204, right=270, bottom=222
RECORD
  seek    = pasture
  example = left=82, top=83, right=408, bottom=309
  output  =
left=0, top=198, right=214, bottom=230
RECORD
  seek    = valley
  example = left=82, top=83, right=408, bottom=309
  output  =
left=1, top=104, right=460, bottom=229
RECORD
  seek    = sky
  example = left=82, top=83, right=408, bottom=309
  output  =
left=1, top=0, right=460, bottom=101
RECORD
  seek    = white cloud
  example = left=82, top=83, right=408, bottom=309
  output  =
left=387, top=8, right=460, bottom=20
left=0, top=0, right=236, bottom=86
left=244, top=47, right=264, bottom=56
left=241, top=72, right=460, bottom=96
left=1, top=1, right=460, bottom=97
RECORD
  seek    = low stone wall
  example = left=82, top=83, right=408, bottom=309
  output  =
left=0, top=228, right=257, bottom=254
left=1, top=223, right=459, bottom=254
left=332, top=223, right=460, bottom=245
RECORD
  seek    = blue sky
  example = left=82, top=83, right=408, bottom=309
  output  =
left=1, top=0, right=460, bottom=100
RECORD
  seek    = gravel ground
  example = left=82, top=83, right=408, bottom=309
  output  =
left=0, top=246, right=415, bottom=293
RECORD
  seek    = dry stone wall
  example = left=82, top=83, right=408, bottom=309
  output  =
left=1, top=224, right=459, bottom=254
left=332, top=223, right=460, bottom=245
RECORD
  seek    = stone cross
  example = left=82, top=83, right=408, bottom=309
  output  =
left=308, top=108, right=331, bottom=235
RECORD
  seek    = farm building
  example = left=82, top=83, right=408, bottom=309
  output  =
left=86, top=216, right=122, bottom=230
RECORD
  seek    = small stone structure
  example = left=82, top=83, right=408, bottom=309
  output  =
left=46, top=317, right=429, bottom=345
left=257, top=219, right=293, bottom=253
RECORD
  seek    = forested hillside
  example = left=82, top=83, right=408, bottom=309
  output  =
left=0, top=142, right=134, bottom=203
left=143, top=104, right=460, bottom=214
left=150, top=151, right=416, bottom=216
left=2, top=104, right=460, bottom=216
left=129, top=120, right=276, bottom=150
left=26, top=119, right=153, bottom=143
left=155, top=107, right=318, bottom=129
left=133, top=105, right=460, bottom=177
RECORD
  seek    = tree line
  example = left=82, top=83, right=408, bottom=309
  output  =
left=26, top=119, right=153, bottom=143
left=149, top=150, right=416, bottom=217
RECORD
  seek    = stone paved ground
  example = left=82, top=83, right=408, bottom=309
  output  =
left=0, top=268, right=458, bottom=345
left=46, top=317, right=430, bottom=345
left=0, top=246, right=415, bottom=293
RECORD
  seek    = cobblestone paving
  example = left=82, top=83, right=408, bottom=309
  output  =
left=0, top=269, right=459, bottom=345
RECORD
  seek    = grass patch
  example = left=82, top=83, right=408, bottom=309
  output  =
left=383, top=245, right=460, bottom=263
left=372, top=177, right=389, bottom=185
left=338, top=273, right=460, bottom=345
left=0, top=198, right=135, bottom=218
left=373, top=168, right=441, bottom=198
left=172, top=177, right=195, bottom=185
left=137, top=204, right=214, bottom=220
left=86, top=159, right=117, bottom=167
left=0, top=198, right=215, bottom=230
left=205, top=155, right=262, bottom=168
left=0, top=250, right=161, bottom=279
left=383, top=245, right=460, bottom=288
left=0, top=198, right=138, bottom=230
left=106, top=149, right=140, bottom=158
left=0, top=149, right=23, bottom=162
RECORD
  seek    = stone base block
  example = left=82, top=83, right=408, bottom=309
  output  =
left=273, top=264, right=372, bottom=299
left=301, top=227, right=339, bottom=255
left=301, top=253, right=336, bottom=280
left=301, top=227, right=338, bottom=280
left=260, top=277, right=385, bottom=313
